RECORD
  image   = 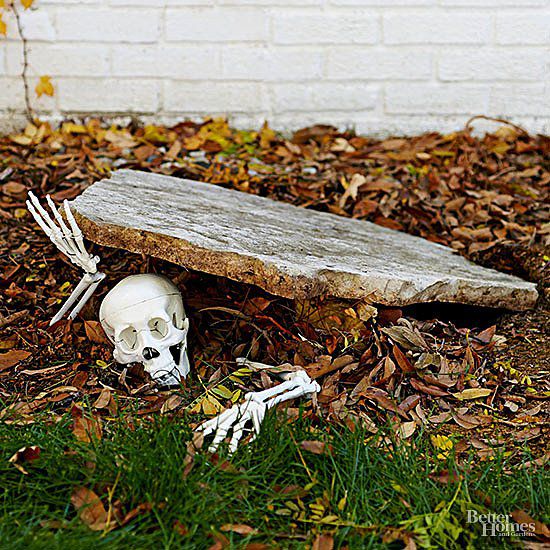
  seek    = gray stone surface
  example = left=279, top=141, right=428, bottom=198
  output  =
left=70, top=169, right=538, bottom=310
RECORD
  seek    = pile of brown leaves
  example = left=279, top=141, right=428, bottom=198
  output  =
left=0, top=117, right=548, bottom=458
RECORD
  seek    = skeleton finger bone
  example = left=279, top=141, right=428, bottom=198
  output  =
left=27, top=192, right=99, bottom=274
left=45, top=195, right=80, bottom=257
left=227, top=412, right=254, bottom=454
left=204, top=399, right=267, bottom=454
left=199, top=406, right=241, bottom=437
left=27, top=195, right=74, bottom=259
left=64, top=199, right=96, bottom=265
left=198, top=365, right=320, bottom=454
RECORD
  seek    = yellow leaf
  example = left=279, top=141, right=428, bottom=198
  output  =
left=259, top=121, right=276, bottom=149
left=233, top=367, right=252, bottom=377
left=231, top=389, right=242, bottom=403
left=320, top=515, right=340, bottom=524
left=10, top=134, right=33, bottom=146
left=494, top=126, right=517, bottom=141
left=391, top=481, right=407, bottom=494
left=211, top=384, right=232, bottom=399
left=356, top=301, right=378, bottom=322
left=143, top=124, right=169, bottom=143
left=21, top=0, right=33, bottom=9
left=431, top=434, right=453, bottom=455
left=58, top=281, right=71, bottom=292
left=23, top=122, right=37, bottom=138
left=337, top=495, right=347, bottom=511
left=62, top=122, right=87, bottom=134
left=489, top=142, right=511, bottom=155
left=452, top=388, right=492, bottom=400
left=202, top=395, right=223, bottom=416
left=0, top=13, right=6, bottom=36
left=183, top=134, right=204, bottom=151
left=187, top=400, right=202, bottom=414
left=431, top=434, right=452, bottom=449
left=35, top=75, right=54, bottom=98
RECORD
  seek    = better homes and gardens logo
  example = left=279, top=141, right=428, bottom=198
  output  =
left=467, top=510, right=536, bottom=537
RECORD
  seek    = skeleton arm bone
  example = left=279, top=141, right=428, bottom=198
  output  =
left=198, top=360, right=320, bottom=454
left=26, top=192, right=105, bottom=325
left=49, top=271, right=105, bottom=325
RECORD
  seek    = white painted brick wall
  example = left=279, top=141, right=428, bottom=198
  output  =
left=0, top=0, right=549, bottom=134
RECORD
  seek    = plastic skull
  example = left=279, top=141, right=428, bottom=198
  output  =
left=99, top=274, right=190, bottom=386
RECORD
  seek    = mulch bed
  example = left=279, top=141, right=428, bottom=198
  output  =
left=1, top=117, right=548, bottom=461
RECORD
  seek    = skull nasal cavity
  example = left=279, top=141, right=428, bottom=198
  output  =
left=143, top=347, right=160, bottom=360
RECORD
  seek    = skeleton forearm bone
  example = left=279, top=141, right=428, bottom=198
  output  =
left=199, top=361, right=320, bottom=454
left=27, top=192, right=105, bottom=325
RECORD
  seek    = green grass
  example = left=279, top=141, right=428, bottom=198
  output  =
left=0, top=409, right=547, bottom=549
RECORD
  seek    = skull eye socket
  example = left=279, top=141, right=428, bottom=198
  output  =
left=172, top=312, right=186, bottom=330
left=119, top=326, right=138, bottom=350
left=148, top=317, right=169, bottom=339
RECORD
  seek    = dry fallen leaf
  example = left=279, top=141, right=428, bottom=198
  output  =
left=104, top=130, right=138, bottom=148
left=84, top=320, right=109, bottom=344
left=173, top=519, right=188, bottom=536
left=428, top=469, right=463, bottom=484
left=392, top=344, right=415, bottom=373
left=182, top=431, right=204, bottom=478
left=452, top=388, right=492, bottom=400
left=300, top=440, right=328, bottom=455
left=312, top=534, right=334, bottom=550
left=93, top=388, right=112, bottom=409
left=514, top=426, right=541, bottom=442
left=339, top=173, right=366, bottom=208
left=71, top=486, right=110, bottom=531
left=397, top=421, right=417, bottom=439
left=451, top=410, right=484, bottom=429
left=382, top=326, right=429, bottom=351
left=0, top=350, right=31, bottom=372
left=220, top=524, right=258, bottom=535
left=296, top=299, right=365, bottom=334
left=161, top=394, right=183, bottom=413
left=119, top=502, right=154, bottom=527
left=71, top=406, right=102, bottom=443
left=9, top=445, right=41, bottom=474
left=510, top=510, right=550, bottom=539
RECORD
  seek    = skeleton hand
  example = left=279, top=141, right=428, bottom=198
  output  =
left=27, top=192, right=105, bottom=325
left=198, top=367, right=320, bottom=454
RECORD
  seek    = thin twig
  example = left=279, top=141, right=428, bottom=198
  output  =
left=465, top=114, right=529, bottom=137
left=11, top=1, right=33, bottom=122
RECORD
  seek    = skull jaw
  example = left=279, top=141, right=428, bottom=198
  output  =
left=144, top=344, right=190, bottom=388
left=112, top=343, right=190, bottom=387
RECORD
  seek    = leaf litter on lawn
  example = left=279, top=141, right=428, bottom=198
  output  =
left=0, top=116, right=548, bottom=466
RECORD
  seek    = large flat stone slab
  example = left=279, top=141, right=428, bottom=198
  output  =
left=70, top=169, right=538, bottom=310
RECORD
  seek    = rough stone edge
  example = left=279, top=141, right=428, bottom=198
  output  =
left=72, top=210, right=539, bottom=311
